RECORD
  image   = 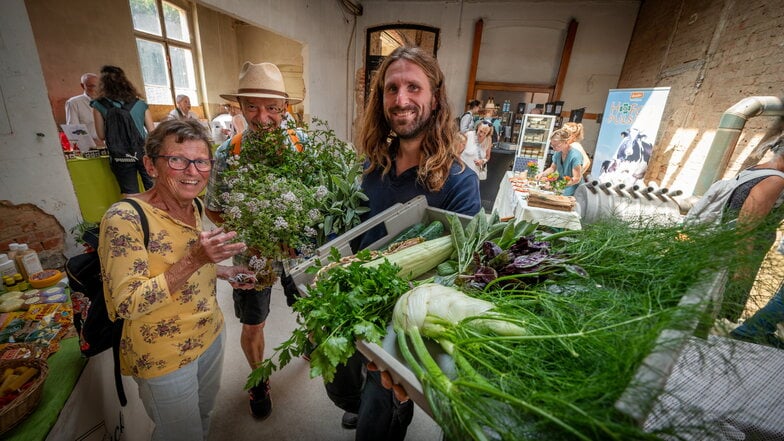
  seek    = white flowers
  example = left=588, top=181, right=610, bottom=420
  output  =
left=274, top=217, right=289, bottom=229
left=281, top=191, right=298, bottom=203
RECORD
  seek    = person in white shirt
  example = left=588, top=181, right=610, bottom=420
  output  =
left=65, top=73, right=102, bottom=147
left=166, top=95, right=200, bottom=121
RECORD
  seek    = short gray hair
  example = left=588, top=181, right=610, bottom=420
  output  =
left=80, top=73, right=97, bottom=84
left=175, top=94, right=190, bottom=103
left=145, top=119, right=212, bottom=158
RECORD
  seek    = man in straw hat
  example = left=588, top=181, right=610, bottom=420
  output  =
left=204, top=61, right=303, bottom=420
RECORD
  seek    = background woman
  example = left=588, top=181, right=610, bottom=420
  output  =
left=535, top=126, right=584, bottom=196
left=92, top=65, right=155, bottom=195
left=99, top=120, right=254, bottom=441
left=460, top=130, right=483, bottom=177
left=474, top=121, right=494, bottom=179
left=560, top=122, right=591, bottom=177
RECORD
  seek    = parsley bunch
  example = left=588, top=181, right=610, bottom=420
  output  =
left=247, top=249, right=411, bottom=388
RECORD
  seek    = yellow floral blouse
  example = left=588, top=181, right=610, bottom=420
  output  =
left=98, top=199, right=224, bottom=379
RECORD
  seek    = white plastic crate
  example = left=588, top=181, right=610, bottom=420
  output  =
left=289, top=195, right=472, bottom=295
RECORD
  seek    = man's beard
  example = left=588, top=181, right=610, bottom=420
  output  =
left=388, top=106, right=433, bottom=140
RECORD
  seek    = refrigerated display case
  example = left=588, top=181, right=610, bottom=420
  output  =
left=515, top=114, right=556, bottom=171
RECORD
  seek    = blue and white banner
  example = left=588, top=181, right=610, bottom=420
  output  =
left=592, top=87, right=670, bottom=186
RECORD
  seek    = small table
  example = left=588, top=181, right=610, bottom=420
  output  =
left=492, top=171, right=582, bottom=230
left=66, top=156, right=122, bottom=223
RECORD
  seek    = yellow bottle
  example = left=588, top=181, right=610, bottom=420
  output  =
left=13, top=273, right=29, bottom=291
left=4, top=276, right=19, bottom=292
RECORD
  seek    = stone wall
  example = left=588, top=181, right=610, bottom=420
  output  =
left=0, top=200, right=67, bottom=271
left=618, top=0, right=784, bottom=194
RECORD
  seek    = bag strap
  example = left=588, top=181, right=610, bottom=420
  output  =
left=734, top=168, right=784, bottom=185
left=111, top=198, right=149, bottom=407
left=121, top=99, right=138, bottom=112
left=194, top=196, right=204, bottom=218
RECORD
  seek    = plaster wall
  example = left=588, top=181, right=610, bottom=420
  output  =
left=0, top=0, right=82, bottom=256
left=354, top=1, right=640, bottom=153
left=196, top=5, right=241, bottom=117
left=25, top=0, right=144, bottom=125
left=199, top=0, right=355, bottom=136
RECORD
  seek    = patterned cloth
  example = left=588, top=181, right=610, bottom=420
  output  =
left=99, top=199, right=223, bottom=379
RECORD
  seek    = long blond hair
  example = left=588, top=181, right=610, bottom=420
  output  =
left=358, top=46, right=459, bottom=192
left=551, top=122, right=584, bottom=143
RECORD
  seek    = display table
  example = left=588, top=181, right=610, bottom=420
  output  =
left=66, top=156, right=122, bottom=223
left=492, top=171, right=581, bottom=230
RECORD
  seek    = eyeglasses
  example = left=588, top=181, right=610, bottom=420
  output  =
left=152, top=155, right=214, bottom=172
left=245, top=104, right=285, bottom=114
left=264, top=105, right=285, bottom=114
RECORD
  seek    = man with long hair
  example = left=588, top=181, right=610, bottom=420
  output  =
left=326, top=46, right=481, bottom=440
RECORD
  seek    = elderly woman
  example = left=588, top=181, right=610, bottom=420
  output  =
left=535, top=125, right=585, bottom=196
left=98, top=119, right=254, bottom=441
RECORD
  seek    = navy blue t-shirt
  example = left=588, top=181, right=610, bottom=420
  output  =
left=359, top=160, right=481, bottom=249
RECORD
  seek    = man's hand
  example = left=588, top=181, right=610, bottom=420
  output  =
left=368, top=362, right=409, bottom=403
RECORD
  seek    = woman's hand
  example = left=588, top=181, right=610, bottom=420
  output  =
left=192, top=227, right=247, bottom=266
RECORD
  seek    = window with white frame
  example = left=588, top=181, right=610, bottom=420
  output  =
left=129, top=0, right=198, bottom=106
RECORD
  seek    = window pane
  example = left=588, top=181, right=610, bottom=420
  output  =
left=136, top=38, right=172, bottom=105
left=130, top=0, right=161, bottom=36
left=169, top=46, right=197, bottom=103
left=163, top=2, right=190, bottom=43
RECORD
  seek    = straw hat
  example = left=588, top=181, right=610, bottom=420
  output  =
left=220, top=61, right=302, bottom=104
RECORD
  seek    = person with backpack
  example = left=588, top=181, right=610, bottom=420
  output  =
left=459, top=99, right=481, bottom=133
left=99, top=119, right=255, bottom=441
left=91, top=65, right=155, bottom=195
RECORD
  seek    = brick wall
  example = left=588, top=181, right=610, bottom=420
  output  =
left=618, top=0, right=784, bottom=193
left=0, top=200, right=67, bottom=271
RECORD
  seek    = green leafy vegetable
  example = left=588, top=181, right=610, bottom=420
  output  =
left=247, top=251, right=411, bottom=388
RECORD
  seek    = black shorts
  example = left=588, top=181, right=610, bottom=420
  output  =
left=233, top=286, right=271, bottom=325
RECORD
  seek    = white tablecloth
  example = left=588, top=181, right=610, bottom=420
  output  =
left=492, top=171, right=582, bottom=230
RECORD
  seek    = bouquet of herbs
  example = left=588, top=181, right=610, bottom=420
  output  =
left=219, top=119, right=368, bottom=282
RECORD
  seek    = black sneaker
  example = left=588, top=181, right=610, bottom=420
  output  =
left=341, top=411, right=358, bottom=429
left=249, top=382, right=272, bottom=420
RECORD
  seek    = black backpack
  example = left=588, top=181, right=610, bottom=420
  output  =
left=456, top=111, right=471, bottom=129
left=98, top=97, right=145, bottom=160
left=66, top=198, right=148, bottom=406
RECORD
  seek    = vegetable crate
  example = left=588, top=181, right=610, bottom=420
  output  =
left=289, top=195, right=472, bottom=294
left=289, top=195, right=471, bottom=416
